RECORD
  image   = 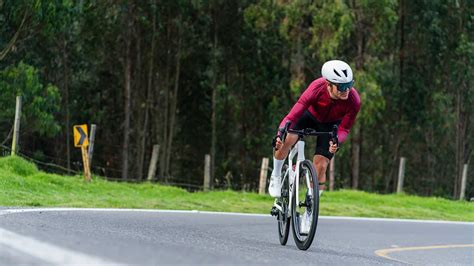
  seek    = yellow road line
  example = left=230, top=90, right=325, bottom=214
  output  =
left=375, top=244, right=474, bottom=264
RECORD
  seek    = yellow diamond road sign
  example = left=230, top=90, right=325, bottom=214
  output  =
left=73, top=124, right=89, bottom=147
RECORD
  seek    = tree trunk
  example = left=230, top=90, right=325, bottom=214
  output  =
left=290, top=27, right=305, bottom=100
left=211, top=10, right=218, bottom=189
left=62, top=39, right=71, bottom=172
left=160, top=16, right=172, bottom=180
left=454, top=86, right=468, bottom=198
left=386, top=0, right=405, bottom=193
left=426, top=126, right=435, bottom=195
left=351, top=124, right=361, bottom=189
left=351, top=1, right=364, bottom=190
left=122, top=2, right=133, bottom=180
left=454, top=1, right=469, bottom=199
left=133, top=25, right=142, bottom=180
left=165, top=20, right=182, bottom=178
left=137, top=0, right=156, bottom=181
left=0, top=10, right=27, bottom=62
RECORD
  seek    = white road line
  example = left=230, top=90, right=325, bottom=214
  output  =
left=0, top=227, right=118, bottom=265
left=1, top=207, right=472, bottom=225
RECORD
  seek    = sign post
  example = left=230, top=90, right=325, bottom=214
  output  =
left=74, top=124, right=91, bottom=182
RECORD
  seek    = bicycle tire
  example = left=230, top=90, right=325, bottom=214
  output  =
left=291, top=160, right=320, bottom=250
left=277, top=164, right=290, bottom=245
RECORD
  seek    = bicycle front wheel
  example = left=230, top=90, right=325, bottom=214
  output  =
left=277, top=164, right=290, bottom=245
left=291, top=160, right=319, bottom=250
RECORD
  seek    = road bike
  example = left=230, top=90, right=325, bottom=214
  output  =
left=270, top=121, right=338, bottom=250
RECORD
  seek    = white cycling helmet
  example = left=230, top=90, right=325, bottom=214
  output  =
left=321, top=60, right=353, bottom=84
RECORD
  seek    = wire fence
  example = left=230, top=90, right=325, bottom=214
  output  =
left=0, top=143, right=210, bottom=191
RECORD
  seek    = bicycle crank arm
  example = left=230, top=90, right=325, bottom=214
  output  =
left=298, top=201, right=309, bottom=208
left=273, top=200, right=283, bottom=212
left=299, top=194, right=313, bottom=208
left=271, top=200, right=284, bottom=216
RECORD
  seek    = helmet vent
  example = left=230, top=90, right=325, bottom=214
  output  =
left=342, top=69, right=348, bottom=77
left=333, top=69, right=342, bottom=77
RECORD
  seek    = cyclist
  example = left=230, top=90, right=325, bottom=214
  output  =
left=269, top=60, right=361, bottom=198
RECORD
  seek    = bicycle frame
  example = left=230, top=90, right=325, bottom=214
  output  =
left=277, top=139, right=312, bottom=218
left=273, top=123, right=337, bottom=217
left=272, top=123, right=338, bottom=249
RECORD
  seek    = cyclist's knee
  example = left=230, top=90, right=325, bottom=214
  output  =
left=313, top=155, right=329, bottom=168
left=313, top=155, right=329, bottom=180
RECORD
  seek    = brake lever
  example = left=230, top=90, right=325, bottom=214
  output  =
left=331, top=125, right=339, bottom=147
left=279, top=121, right=292, bottom=142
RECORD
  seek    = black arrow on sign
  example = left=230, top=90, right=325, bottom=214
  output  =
left=77, top=126, right=87, bottom=146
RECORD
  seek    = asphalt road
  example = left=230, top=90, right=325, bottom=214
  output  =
left=0, top=208, right=472, bottom=265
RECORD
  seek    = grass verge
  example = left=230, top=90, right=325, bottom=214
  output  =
left=0, top=156, right=472, bottom=221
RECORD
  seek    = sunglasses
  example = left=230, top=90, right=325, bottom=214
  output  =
left=334, top=81, right=354, bottom=92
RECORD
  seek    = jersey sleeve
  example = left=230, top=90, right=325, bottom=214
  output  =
left=337, top=91, right=361, bottom=143
left=277, top=82, right=318, bottom=136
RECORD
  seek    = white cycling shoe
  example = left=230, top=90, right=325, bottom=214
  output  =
left=300, top=210, right=311, bottom=234
left=268, top=175, right=281, bottom=197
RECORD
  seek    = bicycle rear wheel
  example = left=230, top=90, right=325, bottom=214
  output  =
left=277, top=164, right=290, bottom=245
left=291, top=160, right=319, bottom=250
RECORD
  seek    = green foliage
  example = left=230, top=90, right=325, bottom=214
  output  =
left=356, top=64, right=386, bottom=127
left=357, top=0, right=398, bottom=53
left=0, top=62, right=61, bottom=138
left=309, top=0, right=353, bottom=60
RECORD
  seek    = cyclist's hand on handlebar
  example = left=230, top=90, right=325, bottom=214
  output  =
left=274, top=137, right=283, bottom=150
left=329, top=140, right=338, bottom=154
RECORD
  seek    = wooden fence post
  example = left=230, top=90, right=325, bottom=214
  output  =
left=397, top=157, right=406, bottom=193
left=88, top=124, right=97, bottom=166
left=329, top=156, right=335, bottom=191
left=147, top=144, right=160, bottom=181
left=204, top=154, right=211, bottom=191
left=224, top=171, right=232, bottom=189
left=459, top=164, right=468, bottom=200
left=11, top=96, right=22, bottom=156
left=259, top=157, right=269, bottom=195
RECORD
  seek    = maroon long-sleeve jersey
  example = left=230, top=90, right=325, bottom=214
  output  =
left=278, top=77, right=361, bottom=143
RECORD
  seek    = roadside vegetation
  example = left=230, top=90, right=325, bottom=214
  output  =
left=1, top=156, right=472, bottom=222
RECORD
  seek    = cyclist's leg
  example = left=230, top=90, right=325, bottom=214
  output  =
left=313, top=120, right=341, bottom=191
left=269, top=134, right=298, bottom=197
left=313, top=155, right=329, bottom=191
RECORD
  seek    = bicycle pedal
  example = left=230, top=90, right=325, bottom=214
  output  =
left=270, top=206, right=279, bottom=216
left=298, top=201, right=307, bottom=208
